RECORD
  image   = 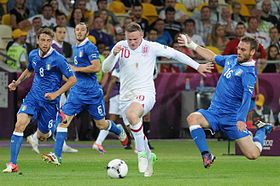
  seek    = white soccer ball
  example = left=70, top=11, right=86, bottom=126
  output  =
left=107, top=159, right=128, bottom=179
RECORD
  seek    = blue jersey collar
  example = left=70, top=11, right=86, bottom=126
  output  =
left=77, top=38, right=89, bottom=47
left=39, top=47, right=55, bottom=58
left=240, top=60, right=255, bottom=66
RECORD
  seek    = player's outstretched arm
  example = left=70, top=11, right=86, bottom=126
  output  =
left=8, top=69, right=32, bottom=91
left=178, top=34, right=217, bottom=62
left=102, top=44, right=122, bottom=73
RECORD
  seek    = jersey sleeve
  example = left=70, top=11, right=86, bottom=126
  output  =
left=236, top=70, right=257, bottom=122
left=86, top=44, right=99, bottom=61
left=58, top=57, right=75, bottom=79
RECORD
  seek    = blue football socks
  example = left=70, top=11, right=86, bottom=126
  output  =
left=10, top=132, right=24, bottom=164
left=107, top=120, right=121, bottom=135
left=190, top=126, right=209, bottom=155
left=253, top=127, right=266, bottom=146
left=54, top=127, right=68, bottom=159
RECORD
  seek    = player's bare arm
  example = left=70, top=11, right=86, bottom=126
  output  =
left=70, top=59, right=101, bottom=73
left=45, top=75, right=76, bottom=101
left=8, top=69, right=32, bottom=91
left=178, top=34, right=217, bottom=62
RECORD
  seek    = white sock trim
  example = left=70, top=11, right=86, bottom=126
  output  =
left=189, top=125, right=202, bottom=132
left=13, top=132, right=24, bottom=136
left=130, top=119, right=142, bottom=130
left=254, top=141, right=263, bottom=152
left=57, top=127, right=68, bottom=132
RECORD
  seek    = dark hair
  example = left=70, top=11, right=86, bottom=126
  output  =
left=240, top=36, right=259, bottom=51
left=125, top=22, right=142, bottom=33
left=236, top=21, right=246, bottom=27
left=55, top=11, right=67, bottom=18
left=165, top=6, right=175, bottom=14
left=69, top=8, right=85, bottom=27
left=267, top=44, right=280, bottom=60
left=32, top=16, right=41, bottom=22
left=53, top=25, right=66, bottom=32
left=37, top=27, right=54, bottom=39
left=184, top=18, right=195, bottom=26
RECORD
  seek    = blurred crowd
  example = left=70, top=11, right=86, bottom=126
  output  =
left=0, top=0, right=279, bottom=74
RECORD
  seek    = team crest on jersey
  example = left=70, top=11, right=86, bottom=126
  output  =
left=79, top=51, right=83, bottom=57
left=21, top=105, right=27, bottom=111
left=46, top=64, right=51, bottom=70
left=142, top=45, right=148, bottom=56
left=235, top=69, right=243, bottom=76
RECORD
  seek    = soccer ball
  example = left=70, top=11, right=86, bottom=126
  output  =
left=107, top=159, right=128, bottom=178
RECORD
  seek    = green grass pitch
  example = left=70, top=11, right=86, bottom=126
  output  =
left=0, top=139, right=280, bottom=186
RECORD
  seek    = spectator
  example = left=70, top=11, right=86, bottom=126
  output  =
left=10, top=0, right=31, bottom=30
left=26, top=16, right=42, bottom=49
left=99, top=9, right=115, bottom=37
left=260, top=0, right=279, bottom=29
left=246, top=16, right=271, bottom=49
left=152, top=18, right=173, bottom=46
left=163, top=6, right=182, bottom=41
left=69, top=8, right=85, bottom=28
left=269, top=26, right=280, bottom=50
left=50, top=0, right=60, bottom=17
left=131, top=2, right=149, bottom=34
left=252, top=93, right=275, bottom=126
left=55, top=12, right=76, bottom=45
left=89, top=16, right=114, bottom=48
left=57, top=0, right=72, bottom=16
left=95, top=0, right=120, bottom=26
left=207, top=23, right=229, bottom=52
left=25, top=0, right=44, bottom=17
left=146, top=28, right=158, bottom=42
left=208, top=0, right=221, bottom=23
left=262, top=44, right=280, bottom=73
left=52, top=26, right=72, bottom=59
left=194, top=5, right=214, bottom=44
left=158, top=0, right=187, bottom=23
left=6, top=29, right=28, bottom=71
left=183, top=18, right=205, bottom=47
left=75, top=0, right=94, bottom=29
left=250, top=8, right=273, bottom=34
left=231, top=1, right=246, bottom=23
left=29, top=3, right=57, bottom=28
left=219, top=6, right=237, bottom=38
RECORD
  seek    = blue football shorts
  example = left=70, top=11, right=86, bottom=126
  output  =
left=198, top=108, right=251, bottom=140
left=62, top=90, right=105, bottom=120
left=18, top=95, right=58, bottom=134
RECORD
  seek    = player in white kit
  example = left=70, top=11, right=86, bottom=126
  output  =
left=102, top=22, right=213, bottom=177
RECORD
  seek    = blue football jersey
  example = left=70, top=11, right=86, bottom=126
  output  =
left=209, top=55, right=257, bottom=122
left=71, top=38, right=101, bottom=94
left=27, top=48, right=74, bottom=104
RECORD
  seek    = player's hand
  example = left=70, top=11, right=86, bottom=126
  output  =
left=237, top=121, right=247, bottom=131
left=70, top=64, right=78, bottom=72
left=178, top=34, right=198, bottom=50
left=45, top=92, right=58, bottom=101
left=113, top=45, right=122, bottom=56
left=197, top=62, right=214, bottom=77
left=8, top=80, right=18, bottom=91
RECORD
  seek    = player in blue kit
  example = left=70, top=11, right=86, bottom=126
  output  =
left=2, top=28, right=77, bottom=173
left=42, top=22, right=128, bottom=165
left=178, top=34, right=273, bottom=168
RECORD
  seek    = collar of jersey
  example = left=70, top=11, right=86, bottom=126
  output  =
left=52, top=40, right=63, bottom=48
left=77, top=38, right=89, bottom=47
left=39, top=47, right=55, bottom=58
left=240, top=60, right=255, bottom=66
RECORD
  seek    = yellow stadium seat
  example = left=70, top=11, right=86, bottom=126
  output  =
left=175, top=3, right=191, bottom=17
left=206, top=46, right=224, bottom=73
left=0, top=24, right=12, bottom=38
left=1, top=14, right=11, bottom=26
left=109, top=1, right=126, bottom=14
left=142, top=3, right=158, bottom=25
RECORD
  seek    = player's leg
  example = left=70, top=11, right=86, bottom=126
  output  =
left=3, top=113, right=31, bottom=173
left=186, top=111, right=215, bottom=168
left=236, top=121, right=273, bottom=159
left=143, top=112, right=153, bottom=149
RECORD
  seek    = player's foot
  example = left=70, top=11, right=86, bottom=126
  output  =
left=62, top=143, right=78, bottom=153
left=92, top=143, right=106, bottom=154
left=148, top=141, right=154, bottom=150
left=27, top=135, right=40, bottom=154
left=42, top=152, right=61, bottom=166
left=144, top=153, right=157, bottom=177
left=254, top=121, right=273, bottom=134
left=117, top=124, right=128, bottom=146
left=202, top=152, right=215, bottom=168
left=138, top=151, right=148, bottom=173
left=2, top=162, right=18, bottom=173
left=124, top=145, right=132, bottom=150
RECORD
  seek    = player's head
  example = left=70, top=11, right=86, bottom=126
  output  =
left=125, top=22, right=143, bottom=50
left=237, top=36, right=258, bottom=63
left=74, top=22, right=89, bottom=43
left=37, top=27, right=54, bottom=54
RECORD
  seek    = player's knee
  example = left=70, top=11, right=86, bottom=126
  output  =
left=14, top=120, right=28, bottom=132
left=126, top=112, right=139, bottom=124
left=186, top=113, right=198, bottom=126
left=95, top=120, right=107, bottom=130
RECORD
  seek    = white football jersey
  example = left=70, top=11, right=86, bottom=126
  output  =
left=103, top=39, right=200, bottom=101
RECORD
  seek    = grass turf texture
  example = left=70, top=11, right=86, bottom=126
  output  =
left=0, top=139, right=279, bottom=186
